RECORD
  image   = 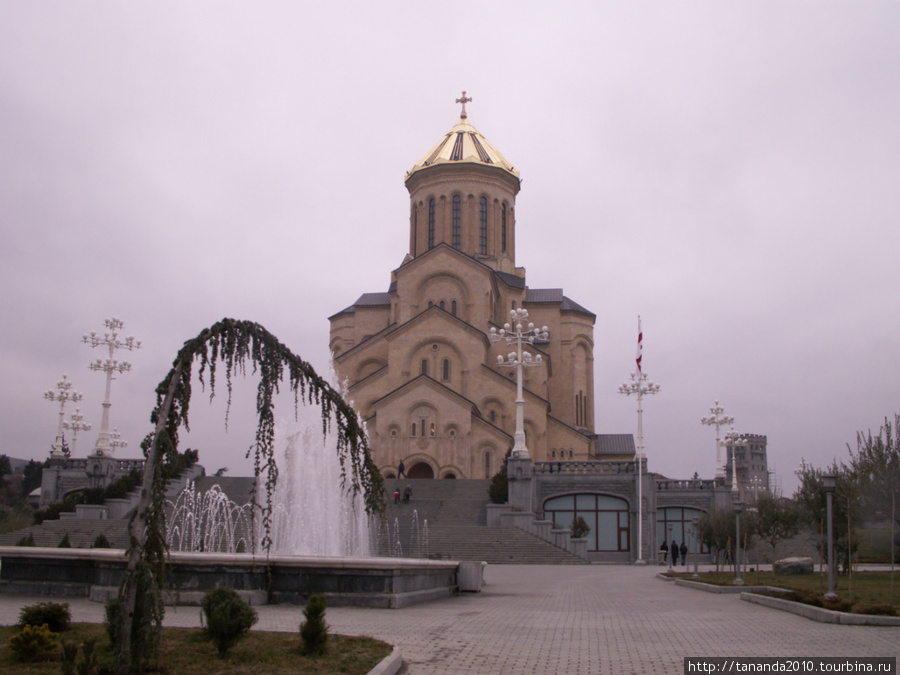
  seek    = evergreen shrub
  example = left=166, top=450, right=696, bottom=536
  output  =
left=201, top=588, right=258, bottom=657
left=8, top=623, right=59, bottom=662
left=299, top=594, right=329, bottom=656
left=18, top=601, right=71, bottom=632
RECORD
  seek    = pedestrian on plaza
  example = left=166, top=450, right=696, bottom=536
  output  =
left=670, top=540, right=679, bottom=566
left=660, top=541, right=668, bottom=563
left=680, top=542, right=688, bottom=566
left=403, top=485, right=412, bottom=504
left=398, top=459, right=407, bottom=478
left=393, top=488, right=401, bottom=504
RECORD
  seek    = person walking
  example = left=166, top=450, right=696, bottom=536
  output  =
left=403, top=485, right=412, bottom=504
left=670, top=540, right=679, bottom=567
left=398, top=460, right=406, bottom=479
left=660, top=541, right=668, bottom=563
left=680, top=541, right=688, bottom=566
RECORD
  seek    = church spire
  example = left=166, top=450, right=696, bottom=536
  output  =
left=456, top=90, right=472, bottom=119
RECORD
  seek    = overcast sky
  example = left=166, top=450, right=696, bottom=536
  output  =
left=2, top=2, right=898, bottom=495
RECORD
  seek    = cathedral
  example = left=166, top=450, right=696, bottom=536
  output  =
left=329, top=98, right=599, bottom=480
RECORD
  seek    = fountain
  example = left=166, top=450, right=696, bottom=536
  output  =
left=1, top=418, right=458, bottom=608
left=166, top=421, right=374, bottom=558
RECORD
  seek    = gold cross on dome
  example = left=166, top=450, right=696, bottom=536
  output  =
left=456, top=91, right=472, bottom=119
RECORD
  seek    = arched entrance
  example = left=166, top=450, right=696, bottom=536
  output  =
left=407, top=462, right=434, bottom=479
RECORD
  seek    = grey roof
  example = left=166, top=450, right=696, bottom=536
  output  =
left=354, top=292, right=391, bottom=307
left=595, top=434, right=636, bottom=456
left=525, top=288, right=595, bottom=318
left=526, top=288, right=564, bottom=303
left=560, top=296, right=595, bottom=317
left=495, top=270, right=526, bottom=289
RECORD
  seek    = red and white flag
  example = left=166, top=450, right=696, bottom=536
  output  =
left=635, top=316, right=642, bottom=378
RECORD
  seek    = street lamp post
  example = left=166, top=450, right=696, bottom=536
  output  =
left=701, top=401, right=734, bottom=480
left=44, top=374, right=83, bottom=458
left=692, top=517, right=700, bottom=578
left=62, top=408, right=92, bottom=456
left=824, top=474, right=837, bottom=599
left=83, top=317, right=141, bottom=457
left=619, top=370, right=660, bottom=565
left=733, top=500, right=744, bottom=586
left=489, top=309, right=548, bottom=459
left=723, top=430, right=748, bottom=497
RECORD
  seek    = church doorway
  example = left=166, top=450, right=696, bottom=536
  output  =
left=407, top=462, right=434, bottom=479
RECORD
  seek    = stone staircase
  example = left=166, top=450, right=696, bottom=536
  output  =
left=381, top=479, right=586, bottom=564
left=0, top=517, right=131, bottom=548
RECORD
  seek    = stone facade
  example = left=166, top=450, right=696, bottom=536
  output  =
left=330, top=111, right=596, bottom=479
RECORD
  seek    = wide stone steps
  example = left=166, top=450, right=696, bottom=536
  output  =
left=0, top=518, right=131, bottom=549
left=380, top=479, right=586, bottom=565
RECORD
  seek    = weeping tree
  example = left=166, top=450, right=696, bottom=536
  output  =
left=113, top=319, right=384, bottom=674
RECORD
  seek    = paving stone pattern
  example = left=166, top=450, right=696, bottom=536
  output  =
left=3, top=565, right=898, bottom=674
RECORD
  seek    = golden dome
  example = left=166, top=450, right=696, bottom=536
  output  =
left=406, top=96, right=519, bottom=183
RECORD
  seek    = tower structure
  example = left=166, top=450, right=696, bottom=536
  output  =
left=329, top=97, right=597, bottom=479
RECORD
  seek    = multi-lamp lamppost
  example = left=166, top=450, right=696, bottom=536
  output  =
left=618, top=370, right=660, bottom=565
left=62, top=407, right=92, bottom=456
left=701, top=400, right=734, bottom=480
left=44, top=374, right=83, bottom=458
left=722, top=430, right=748, bottom=496
left=83, top=317, right=141, bottom=457
left=489, top=308, right=549, bottom=459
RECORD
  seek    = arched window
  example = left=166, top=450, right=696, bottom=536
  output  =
left=451, top=300, right=457, bottom=316
left=421, top=359, right=428, bottom=376
left=428, top=198, right=436, bottom=249
left=411, top=423, right=417, bottom=437
left=489, top=410, right=496, bottom=423
left=429, top=422, right=436, bottom=437
left=484, top=451, right=491, bottom=478
left=442, top=358, right=450, bottom=381
left=501, top=203, right=507, bottom=253
left=452, top=195, right=461, bottom=249
left=439, top=300, right=445, bottom=310
left=479, top=196, right=488, bottom=254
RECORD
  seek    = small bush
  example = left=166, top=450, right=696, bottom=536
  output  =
left=93, top=533, right=111, bottom=548
left=18, top=601, right=71, bottom=632
left=16, top=532, right=35, bottom=546
left=201, top=588, right=258, bottom=657
left=570, top=516, right=591, bottom=539
left=58, top=533, right=72, bottom=548
left=8, top=623, right=59, bottom=662
left=299, top=594, right=329, bottom=656
left=75, top=637, right=99, bottom=675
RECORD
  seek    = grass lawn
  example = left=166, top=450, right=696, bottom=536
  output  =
left=666, top=570, right=899, bottom=614
left=0, top=623, right=393, bottom=674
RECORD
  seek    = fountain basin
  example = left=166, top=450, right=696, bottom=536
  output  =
left=0, top=546, right=459, bottom=609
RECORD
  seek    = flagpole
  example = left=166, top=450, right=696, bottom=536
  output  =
left=619, top=316, right=660, bottom=565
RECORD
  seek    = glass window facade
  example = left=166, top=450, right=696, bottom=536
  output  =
left=544, top=494, right=630, bottom=552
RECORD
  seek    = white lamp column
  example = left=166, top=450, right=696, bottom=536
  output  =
left=44, top=374, right=83, bottom=458
left=489, top=308, right=549, bottom=459
left=701, top=401, right=734, bottom=480
left=83, top=317, right=141, bottom=457
left=619, top=371, right=660, bottom=565
left=62, top=408, right=92, bottom=456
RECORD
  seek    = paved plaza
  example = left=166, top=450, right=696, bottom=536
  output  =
left=2, top=565, right=898, bottom=674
